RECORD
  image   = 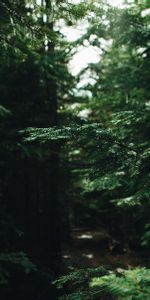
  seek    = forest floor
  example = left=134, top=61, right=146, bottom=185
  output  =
left=62, top=228, right=148, bottom=272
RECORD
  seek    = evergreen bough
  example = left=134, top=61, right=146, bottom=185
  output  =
left=54, top=267, right=150, bottom=300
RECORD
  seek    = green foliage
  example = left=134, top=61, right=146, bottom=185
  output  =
left=54, top=267, right=150, bottom=300
left=91, top=268, right=150, bottom=300
left=69, top=2, right=88, bottom=20
left=0, top=252, right=37, bottom=285
left=54, top=266, right=107, bottom=288
left=69, top=0, right=150, bottom=242
left=53, top=266, right=107, bottom=300
left=141, top=224, right=150, bottom=247
left=0, top=105, right=11, bottom=118
left=0, top=1, right=150, bottom=298
left=22, top=123, right=113, bottom=143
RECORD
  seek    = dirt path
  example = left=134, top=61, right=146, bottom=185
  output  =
left=62, top=228, right=146, bottom=271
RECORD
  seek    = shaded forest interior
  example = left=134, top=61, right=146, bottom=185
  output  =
left=0, top=1, right=150, bottom=299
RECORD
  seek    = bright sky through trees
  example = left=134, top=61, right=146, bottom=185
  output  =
left=36, top=0, right=124, bottom=75
left=67, top=0, right=124, bottom=75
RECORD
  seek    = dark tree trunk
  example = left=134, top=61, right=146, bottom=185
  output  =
left=0, top=1, right=62, bottom=299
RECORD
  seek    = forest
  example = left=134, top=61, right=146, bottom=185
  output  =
left=0, top=0, right=150, bottom=299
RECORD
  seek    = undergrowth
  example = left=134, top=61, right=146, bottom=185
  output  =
left=54, top=267, right=150, bottom=300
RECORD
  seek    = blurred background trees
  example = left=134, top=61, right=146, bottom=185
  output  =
left=0, top=0, right=150, bottom=299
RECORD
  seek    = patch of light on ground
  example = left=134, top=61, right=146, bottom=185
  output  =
left=63, top=254, right=71, bottom=259
left=77, top=233, right=94, bottom=239
left=82, top=253, right=94, bottom=259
